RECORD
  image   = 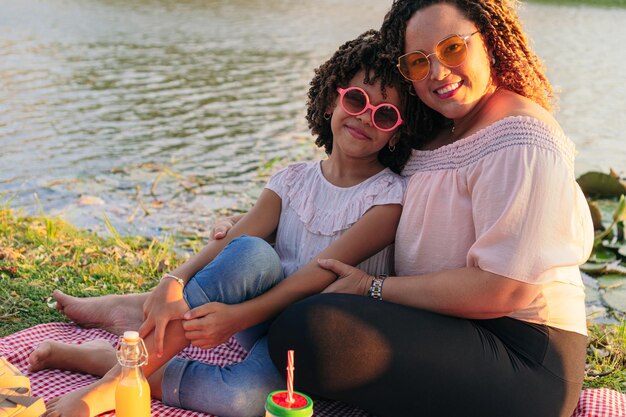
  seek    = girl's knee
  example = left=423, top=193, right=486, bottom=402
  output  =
left=229, top=235, right=272, bottom=254
left=226, top=235, right=282, bottom=277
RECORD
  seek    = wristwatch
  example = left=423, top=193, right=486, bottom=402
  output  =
left=368, top=274, right=388, bottom=300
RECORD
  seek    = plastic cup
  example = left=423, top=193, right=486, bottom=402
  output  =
left=264, top=390, right=313, bottom=417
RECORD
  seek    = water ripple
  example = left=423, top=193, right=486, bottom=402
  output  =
left=1, top=0, right=624, bottom=238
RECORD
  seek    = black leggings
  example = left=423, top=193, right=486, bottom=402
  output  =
left=267, top=294, right=587, bottom=417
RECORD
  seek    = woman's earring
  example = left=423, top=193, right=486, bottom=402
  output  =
left=490, top=53, right=496, bottom=65
left=324, top=112, right=331, bottom=121
left=408, top=85, right=417, bottom=97
left=388, top=143, right=396, bottom=152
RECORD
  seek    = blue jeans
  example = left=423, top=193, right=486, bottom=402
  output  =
left=161, top=236, right=286, bottom=417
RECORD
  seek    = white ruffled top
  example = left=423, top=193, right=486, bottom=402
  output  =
left=396, top=116, right=594, bottom=335
left=266, top=161, right=405, bottom=277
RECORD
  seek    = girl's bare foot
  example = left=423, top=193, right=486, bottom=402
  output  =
left=28, top=339, right=116, bottom=376
left=43, top=373, right=118, bottom=417
left=53, top=290, right=147, bottom=335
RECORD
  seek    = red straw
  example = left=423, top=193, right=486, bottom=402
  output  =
left=286, top=350, right=295, bottom=404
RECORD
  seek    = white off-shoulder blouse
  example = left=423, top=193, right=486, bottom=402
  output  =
left=266, top=161, right=406, bottom=278
left=397, top=116, right=594, bottom=335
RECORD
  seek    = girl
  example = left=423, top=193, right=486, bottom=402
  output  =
left=34, top=30, right=421, bottom=417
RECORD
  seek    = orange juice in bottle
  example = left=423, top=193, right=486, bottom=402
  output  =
left=115, top=330, right=151, bottom=417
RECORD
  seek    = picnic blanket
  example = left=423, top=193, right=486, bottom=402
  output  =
left=0, top=323, right=368, bottom=417
left=1, top=323, right=624, bottom=417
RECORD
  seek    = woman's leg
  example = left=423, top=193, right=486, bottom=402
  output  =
left=267, top=293, right=587, bottom=417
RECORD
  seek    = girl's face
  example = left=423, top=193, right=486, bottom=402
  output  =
left=329, top=70, right=401, bottom=161
left=403, top=3, right=492, bottom=120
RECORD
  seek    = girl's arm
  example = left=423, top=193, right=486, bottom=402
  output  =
left=181, top=203, right=402, bottom=348
left=139, top=189, right=282, bottom=355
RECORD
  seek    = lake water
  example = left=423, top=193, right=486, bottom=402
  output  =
left=1, top=0, right=625, bottom=239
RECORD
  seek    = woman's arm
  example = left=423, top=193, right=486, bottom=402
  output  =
left=381, top=268, right=541, bottom=319
left=181, top=203, right=403, bottom=348
left=320, top=261, right=541, bottom=319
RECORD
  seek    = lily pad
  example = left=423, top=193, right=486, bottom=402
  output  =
left=578, top=171, right=626, bottom=198
left=597, top=275, right=626, bottom=313
left=587, top=247, right=617, bottom=263
left=602, top=240, right=625, bottom=249
left=584, top=282, right=602, bottom=305
left=580, top=262, right=608, bottom=274
left=577, top=171, right=626, bottom=198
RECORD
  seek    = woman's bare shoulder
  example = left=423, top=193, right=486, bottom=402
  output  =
left=485, top=89, right=561, bottom=131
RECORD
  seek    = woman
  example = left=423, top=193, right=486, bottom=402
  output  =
left=266, top=1, right=593, bottom=417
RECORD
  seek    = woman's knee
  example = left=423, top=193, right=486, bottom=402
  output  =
left=267, top=294, right=376, bottom=388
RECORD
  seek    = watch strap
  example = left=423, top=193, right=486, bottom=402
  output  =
left=367, top=274, right=388, bottom=300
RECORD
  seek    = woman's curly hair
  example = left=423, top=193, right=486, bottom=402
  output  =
left=306, top=29, right=423, bottom=174
left=380, top=0, right=555, bottom=113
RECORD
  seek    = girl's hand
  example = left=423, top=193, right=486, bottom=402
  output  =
left=318, top=258, right=372, bottom=296
left=138, top=279, right=189, bottom=357
left=182, top=302, right=242, bottom=349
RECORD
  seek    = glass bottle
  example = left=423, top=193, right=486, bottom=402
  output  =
left=115, top=330, right=151, bottom=417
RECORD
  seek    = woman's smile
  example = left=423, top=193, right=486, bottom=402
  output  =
left=434, top=81, right=463, bottom=99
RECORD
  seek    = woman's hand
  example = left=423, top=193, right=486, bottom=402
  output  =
left=209, top=214, right=246, bottom=240
left=210, top=218, right=235, bottom=240
left=138, top=279, right=189, bottom=357
left=182, top=302, right=243, bottom=349
left=318, top=258, right=372, bottom=296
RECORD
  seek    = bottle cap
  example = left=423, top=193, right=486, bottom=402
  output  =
left=123, top=331, right=140, bottom=341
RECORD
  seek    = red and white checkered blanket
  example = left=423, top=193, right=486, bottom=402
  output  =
left=1, top=323, right=624, bottom=417
left=0, top=323, right=368, bottom=416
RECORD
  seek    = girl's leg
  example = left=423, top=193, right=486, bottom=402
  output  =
left=44, top=319, right=189, bottom=417
left=161, top=336, right=282, bottom=417
left=28, top=339, right=117, bottom=374
left=44, top=236, right=284, bottom=416
left=268, top=293, right=587, bottom=417
left=155, top=235, right=285, bottom=414
left=182, top=235, right=284, bottom=351
left=52, top=290, right=147, bottom=335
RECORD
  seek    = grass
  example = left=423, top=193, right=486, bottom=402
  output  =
left=585, top=322, right=626, bottom=391
left=529, top=0, right=626, bottom=7
left=0, top=207, right=624, bottom=391
left=0, top=206, right=187, bottom=335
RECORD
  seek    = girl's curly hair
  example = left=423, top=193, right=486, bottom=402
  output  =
left=380, top=0, right=555, bottom=113
left=306, top=29, right=424, bottom=174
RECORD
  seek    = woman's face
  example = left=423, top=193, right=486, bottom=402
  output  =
left=403, top=3, right=492, bottom=120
